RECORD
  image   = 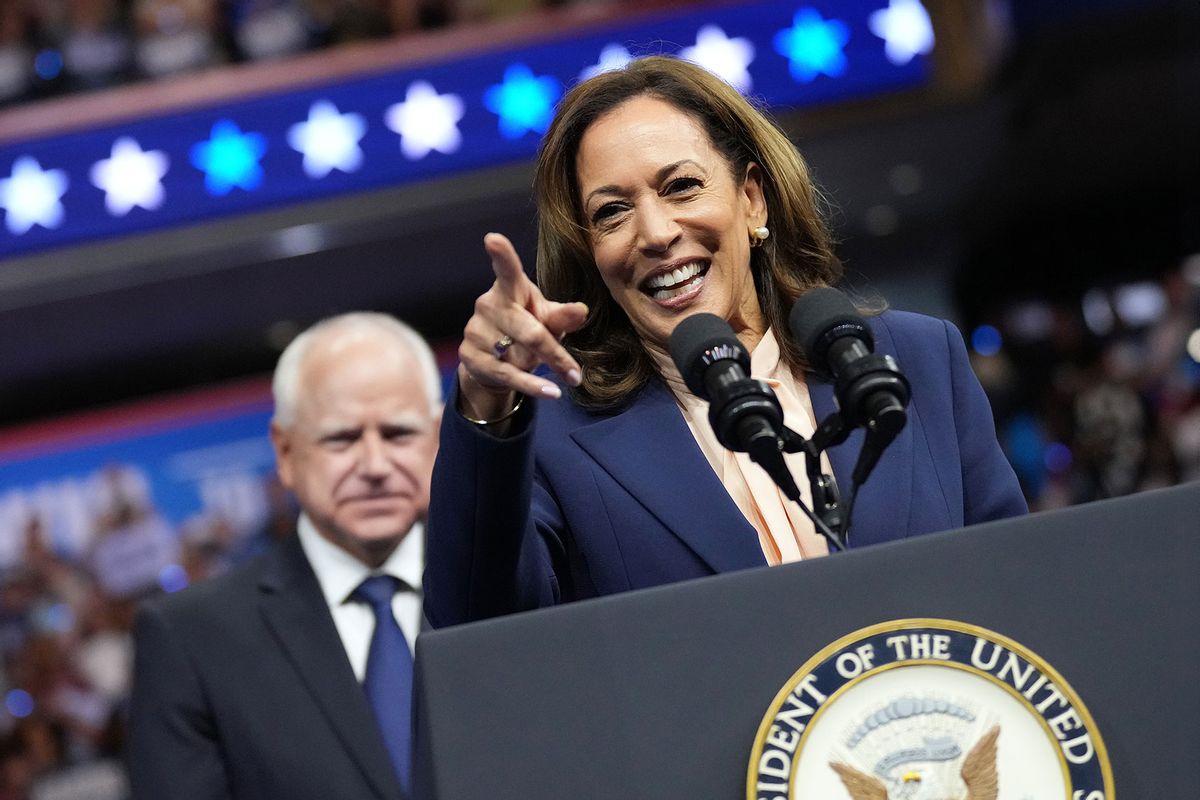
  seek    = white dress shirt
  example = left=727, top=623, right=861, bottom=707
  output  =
left=296, top=514, right=424, bottom=681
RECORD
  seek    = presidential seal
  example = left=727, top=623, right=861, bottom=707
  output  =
left=746, top=619, right=1113, bottom=800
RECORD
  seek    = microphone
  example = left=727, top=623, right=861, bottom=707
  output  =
left=668, top=313, right=785, bottom=457
left=670, top=312, right=846, bottom=552
left=789, top=288, right=910, bottom=485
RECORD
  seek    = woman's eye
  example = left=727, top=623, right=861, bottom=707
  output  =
left=666, top=177, right=702, bottom=193
left=591, top=203, right=624, bottom=224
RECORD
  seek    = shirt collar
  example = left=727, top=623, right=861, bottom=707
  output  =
left=296, top=513, right=424, bottom=608
left=750, top=328, right=782, bottom=381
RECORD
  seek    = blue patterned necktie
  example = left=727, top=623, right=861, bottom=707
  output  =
left=352, top=574, right=413, bottom=794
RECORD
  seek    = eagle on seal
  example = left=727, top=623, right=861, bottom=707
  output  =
left=829, top=724, right=1000, bottom=800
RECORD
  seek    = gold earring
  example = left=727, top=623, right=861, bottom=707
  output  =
left=749, top=226, right=770, bottom=247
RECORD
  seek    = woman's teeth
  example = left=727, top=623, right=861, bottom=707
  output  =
left=646, top=262, right=706, bottom=300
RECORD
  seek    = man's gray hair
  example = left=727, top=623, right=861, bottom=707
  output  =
left=272, top=312, right=442, bottom=428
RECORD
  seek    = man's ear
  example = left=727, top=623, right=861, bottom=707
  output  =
left=269, top=421, right=295, bottom=490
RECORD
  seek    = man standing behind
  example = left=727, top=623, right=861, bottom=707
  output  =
left=128, top=312, right=441, bottom=800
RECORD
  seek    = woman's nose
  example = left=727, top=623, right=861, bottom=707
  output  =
left=635, top=200, right=682, bottom=254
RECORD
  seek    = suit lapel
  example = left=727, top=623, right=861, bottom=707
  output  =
left=566, top=324, right=917, bottom=565
left=571, top=382, right=766, bottom=574
left=257, top=536, right=404, bottom=800
left=808, top=317, right=914, bottom=548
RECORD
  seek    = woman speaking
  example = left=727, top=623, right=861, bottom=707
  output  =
left=424, top=56, right=1025, bottom=627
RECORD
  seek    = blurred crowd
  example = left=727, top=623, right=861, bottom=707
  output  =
left=0, top=465, right=295, bottom=800
left=974, top=257, right=1200, bottom=511
left=0, top=0, right=610, bottom=107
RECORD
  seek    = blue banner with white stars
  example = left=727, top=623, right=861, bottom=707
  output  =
left=0, top=0, right=932, bottom=257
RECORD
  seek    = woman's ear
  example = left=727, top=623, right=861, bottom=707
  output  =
left=742, top=162, right=767, bottom=227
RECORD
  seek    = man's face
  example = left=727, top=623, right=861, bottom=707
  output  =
left=271, top=333, right=439, bottom=567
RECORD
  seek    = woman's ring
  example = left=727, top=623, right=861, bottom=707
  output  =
left=494, top=334, right=514, bottom=358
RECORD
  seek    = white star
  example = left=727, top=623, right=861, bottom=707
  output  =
left=869, top=0, right=934, bottom=65
left=89, top=137, right=169, bottom=217
left=287, top=100, right=367, bottom=179
left=0, top=156, right=69, bottom=235
left=679, top=25, right=756, bottom=93
left=580, top=44, right=634, bottom=81
left=385, top=81, right=464, bottom=160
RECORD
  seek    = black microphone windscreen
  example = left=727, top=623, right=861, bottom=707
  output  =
left=788, top=288, right=874, bottom=376
left=667, top=313, right=749, bottom=398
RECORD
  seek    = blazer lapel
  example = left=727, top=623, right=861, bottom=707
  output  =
left=257, top=536, right=405, bottom=800
left=571, top=382, right=767, bottom=574
left=808, top=317, right=914, bottom=548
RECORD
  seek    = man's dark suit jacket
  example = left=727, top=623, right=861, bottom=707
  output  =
left=127, top=534, right=407, bottom=800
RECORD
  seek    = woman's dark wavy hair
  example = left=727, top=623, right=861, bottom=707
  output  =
left=534, top=56, right=842, bottom=410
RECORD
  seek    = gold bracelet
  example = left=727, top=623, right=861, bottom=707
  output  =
left=460, top=394, right=525, bottom=426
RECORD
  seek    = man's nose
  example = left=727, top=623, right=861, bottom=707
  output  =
left=358, top=432, right=390, bottom=477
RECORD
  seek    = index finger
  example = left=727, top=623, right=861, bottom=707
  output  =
left=483, top=232, right=532, bottom=295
